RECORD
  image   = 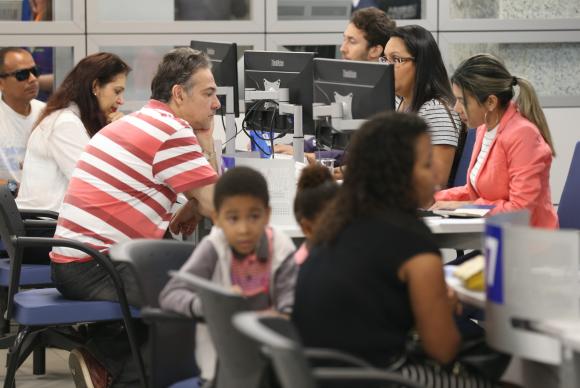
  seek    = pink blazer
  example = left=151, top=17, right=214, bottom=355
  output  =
left=435, top=102, right=558, bottom=228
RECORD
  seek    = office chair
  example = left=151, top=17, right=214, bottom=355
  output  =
left=233, top=311, right=424, bottom=388
left=109, top=239, right=202, bottom=388
left=0, top=185, right=145, bottom=388
left=449, top=127, right=476, bottom=188
left=171, top=271, right=377, bottom=388
left=557, top=141, right=580, bottom=229
left=0, top=204, right=57, bottom=337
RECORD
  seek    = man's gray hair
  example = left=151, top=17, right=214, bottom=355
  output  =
left=150, top=47, right=212, bottom=103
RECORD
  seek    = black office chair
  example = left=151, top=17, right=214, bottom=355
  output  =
left=0, top=185, right=145, bottom=388
left=0, top=206, right=58, bottom=337
left=449, top=128, right=476, bottom=189
left=558, top=141, right=580, bottom=229
left=233, top=312, right=424, bottom=388
left=109, top=239, right=202, bottom=388
left=170, top=271, right=377, bottom=388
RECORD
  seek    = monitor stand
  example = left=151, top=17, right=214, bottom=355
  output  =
left=216, top=86, right=237, bottom=155
left=312, top=102, right=366, bottom=133
left=245, top=88, right=305, bottom=164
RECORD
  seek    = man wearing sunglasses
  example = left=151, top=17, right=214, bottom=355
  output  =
left=0, top=47, right=45, bottom=192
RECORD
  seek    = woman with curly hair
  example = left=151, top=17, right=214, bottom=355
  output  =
left=292, top=111, right=496, bottom=387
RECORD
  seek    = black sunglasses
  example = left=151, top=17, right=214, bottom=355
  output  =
left=0, top=66, right=39, bottom=81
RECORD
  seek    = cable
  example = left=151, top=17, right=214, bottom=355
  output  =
left=219, top=105, right=243, bottom=148
left=239, top=98, right=298, bottom=157
left=241, top=99, right=275, bottom=156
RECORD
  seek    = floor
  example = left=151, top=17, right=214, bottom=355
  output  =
left=0, top=348, right=74, bottom=387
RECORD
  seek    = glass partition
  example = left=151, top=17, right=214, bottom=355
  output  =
left=440, top=31, right=580, bottom=107
left=268, top=0, right=436, bottom=32
left=0, top=0, right=83, bottom=33
left=266, top=33, right=342, bottom=58
left=87, top=34, right=264, bottom=112
left=440, top=0, right=580, bottom=30
left=0, top=35, right=84, bottom=99
left=86, top=0, right=264, bottom=33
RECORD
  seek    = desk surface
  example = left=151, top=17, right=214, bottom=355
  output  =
left=277, top=217, right=485, bottom=238
left=423, top=217, right=485, bottom=234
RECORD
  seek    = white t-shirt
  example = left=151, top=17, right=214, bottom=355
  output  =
left=0, top=96, right=45, bottom=182
left=16, top=104, right=89, bottom=212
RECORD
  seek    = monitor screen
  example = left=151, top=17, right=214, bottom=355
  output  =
left=313, top=58, right=395, bottom=121
left=313, top=58, right=395, bottom=149
left=190, top=40, right=239, bottom=116
left=244, top=50, right=315, bottom=135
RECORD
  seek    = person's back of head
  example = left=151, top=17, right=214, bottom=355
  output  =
left=388, top=25, right=454, bottom=112
left=214, top=167, right=270, bottom=211
left=314, top=111, right=429, bottom=244
left=451, top=53, right=554, bottom=155
left=36, top=52, right=131, bottom=137
left=294, top=164, right=339, bottom=240
left=342, top=7, right=396, bottom=61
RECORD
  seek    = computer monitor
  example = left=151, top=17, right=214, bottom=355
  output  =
left=314, top=58, right=395, bottom=121
left=313, top=58, right=395, bottom=147
left=244, top=50, right=315, bottom=135
left=190, top=40, right=239, bottom=116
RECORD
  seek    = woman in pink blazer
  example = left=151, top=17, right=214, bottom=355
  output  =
left=432, top=54, right=558, bottom=228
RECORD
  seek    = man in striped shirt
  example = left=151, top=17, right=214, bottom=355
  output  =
left=50, top=48, right=221, bottom=387
left=51, top=47, right=220, bottom=304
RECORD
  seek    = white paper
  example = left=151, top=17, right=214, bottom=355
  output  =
left=235, top=158, right=297, bottom=226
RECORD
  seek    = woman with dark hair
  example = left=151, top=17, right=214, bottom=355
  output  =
left=293, top=111, right=496, bottom=387
left=382, top=25, right=462, bottom=187
left=432, top=53, right=557, bottom=228
left=17, top=52, right=130, bottom=211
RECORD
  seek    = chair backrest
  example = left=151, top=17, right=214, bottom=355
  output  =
left=0, top=185, right=27, bottom=259
left=109, top=239, right=199, bottom=388
left=109, top=239, right=195, bottom=307
left=171, top=271, right=268, bottom=388
left=450, top=127, right=476, bottom=188
left=234, top=312, right=319, bottom=388
left=558, top=141, right=580, bottom=229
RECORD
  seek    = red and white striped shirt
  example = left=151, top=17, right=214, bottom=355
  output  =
left=50, top=100, right=218, bottom=263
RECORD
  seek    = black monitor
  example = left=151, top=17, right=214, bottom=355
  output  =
left=190, top=40, right=239, bottom=116
left=313, top=58, right=395, bottom=148
left=244, top=50, right=315, bottom=135
left=313, top=58, right=395, bottom=120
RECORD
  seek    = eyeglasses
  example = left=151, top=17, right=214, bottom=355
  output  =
left=379, top=55, right=415, bottom=65
left=0, top=66, right=39, bottom=81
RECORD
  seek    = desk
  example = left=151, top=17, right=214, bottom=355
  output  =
left=276, top=217, right=485, bottom=250
left=423, top=217, right=485, bottom=250
left=528, top=319, right=580, bottom=388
